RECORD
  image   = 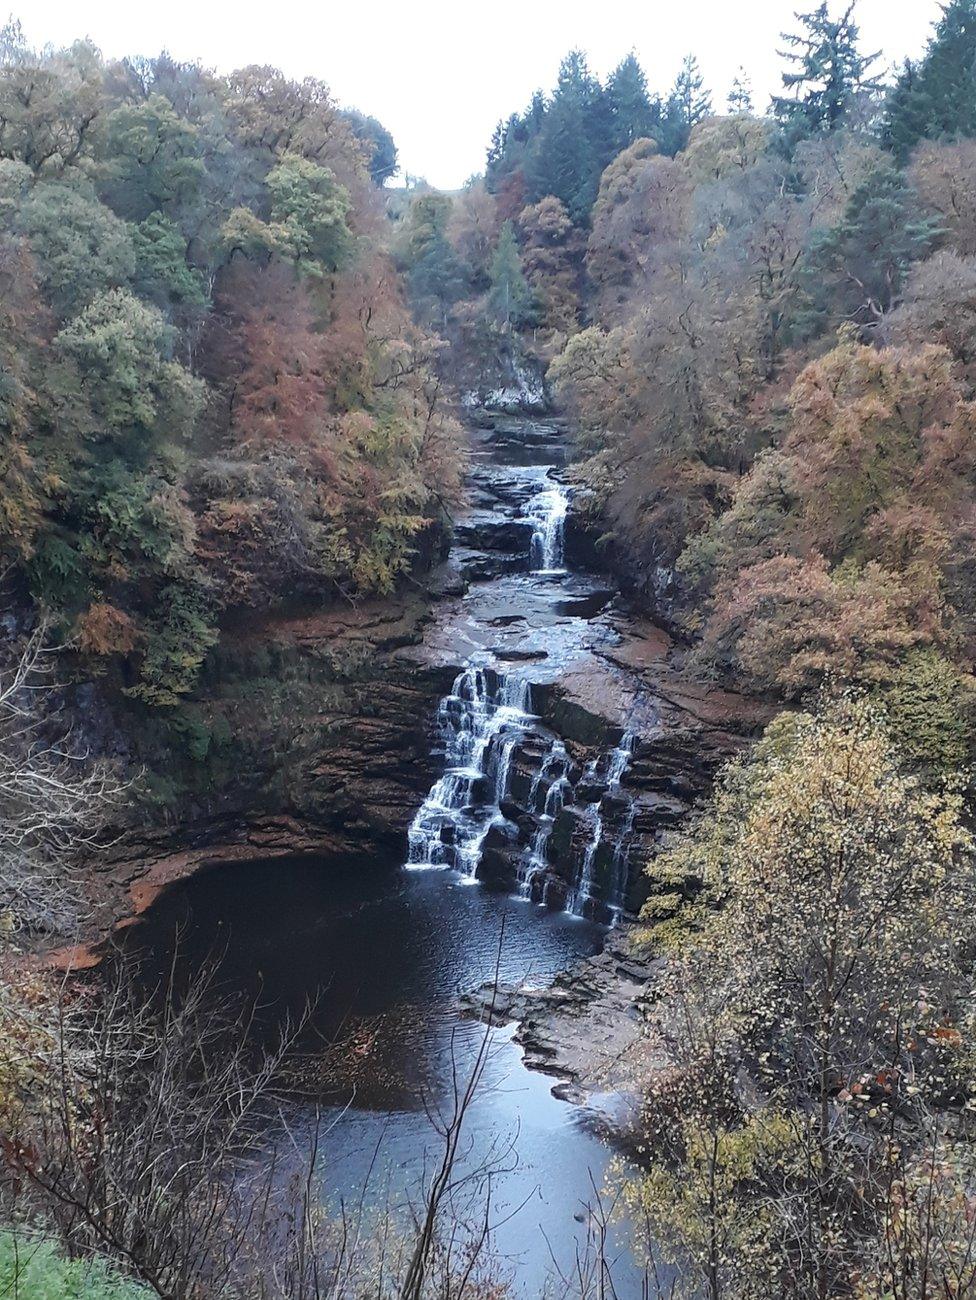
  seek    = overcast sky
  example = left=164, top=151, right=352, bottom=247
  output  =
left=18, top=0, right=943, bottom=189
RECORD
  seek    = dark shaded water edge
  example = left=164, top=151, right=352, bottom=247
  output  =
left=121, top=855, right=662, bottom=1296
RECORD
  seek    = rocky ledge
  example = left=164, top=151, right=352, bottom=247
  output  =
left=462, top=926, right=670, bottom=1105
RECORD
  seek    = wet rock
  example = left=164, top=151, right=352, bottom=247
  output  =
left=461, top=927, right=670, bottom=1102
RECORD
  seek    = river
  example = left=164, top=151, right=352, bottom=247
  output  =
left=125, top=413, right=670, bottom=1296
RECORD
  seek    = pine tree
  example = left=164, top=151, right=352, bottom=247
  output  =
left=799, top=162, right=942, bottom=330
left=882, top=0, right=976, bottom=160
left=489, top=220, right=532, bottom=329
left=727, top=69, right=754, bottom=114
left=658, top=55, right=712, bottom=156
left=606, top=53, right=660, bottom=152
left=528, top=50, right=602, bottom=221
left=772, top=3, right=881, bottom=151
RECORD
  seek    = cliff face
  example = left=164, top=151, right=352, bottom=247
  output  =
left=77, top=591, right=456, bottom=940
left=71, top=411, right=769, bottom=953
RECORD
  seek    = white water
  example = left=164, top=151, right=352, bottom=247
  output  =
left=406, top=666, right=533, bottom=879
left=406, top=446, right=638, bottom=918
left=527, top=484, right=569, bottom=574
left=566, top=733, right=635, bottom=918
left=517, top=738, right=570, bottom=899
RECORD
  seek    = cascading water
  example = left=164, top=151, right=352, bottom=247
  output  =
left=527, top=483, right=569, bottom=573
left=407, top=665, right=533, bottom=879
left=517, top=738, right=570, bottom=899
left=567, top=732, right=636, bottom=919
left=406, top=434, right=640, bottom=923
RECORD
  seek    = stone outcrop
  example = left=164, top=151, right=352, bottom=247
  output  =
left=73, top=593, right=455, bottom=951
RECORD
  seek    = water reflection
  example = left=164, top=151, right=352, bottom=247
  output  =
left=124, top=858, right=654, bottom=1295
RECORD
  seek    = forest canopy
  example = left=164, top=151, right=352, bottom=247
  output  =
left=0, top=22, right=461, bottom=707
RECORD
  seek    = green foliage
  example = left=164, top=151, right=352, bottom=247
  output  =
left=130, top=213, right=208, bottom=310
left=488, top=221, right=532, bottom=328
left=126, top=581, right=218, bottom=707
left=222, top=155, right=353, bottom=275
left=658, top=54, right=712, bottom=157
left=0, top=31, right=461, bottom=709
left=627, top=693, right=975, bottom=1297
left=98, top=94, right=206, bottom=223
left=21, top=184, right=135, bottom=318
left=798, top=163, right=941, bottom=331
left=875, top=647, right=976, bottom=778
left=401, top=193, right=467, bottom=320
left=54, top=289, right=205, bottom=440
left=0, top=1231, right=152, bottom=1298
left=883, top=0, right=976, bottom=160
left=342, top=108, right=398, bottom=185
left=772, top=2, right=881, bottom=151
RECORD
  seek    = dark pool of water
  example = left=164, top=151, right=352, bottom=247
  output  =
left=123, top=858, right=653, bottom=1295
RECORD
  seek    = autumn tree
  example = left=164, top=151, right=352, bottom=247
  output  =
left=627, top=695, right=973, bottom=1298
left=517, top=195, right=582, bottom=335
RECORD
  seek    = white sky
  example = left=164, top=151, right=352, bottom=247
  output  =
left=18, top=0, right=942, bottom=189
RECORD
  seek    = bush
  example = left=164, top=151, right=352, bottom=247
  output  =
left=0, top=1231, right=152, bottom=1299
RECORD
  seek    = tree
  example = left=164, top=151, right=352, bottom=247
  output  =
left=627, top=694, right=973, bottom=1298
left=447, top=179, right=501, bottom=288
left=528, top=50, right=604, bottom=222
left=130, top=212, right=208, bottom=313
left=772, top=3, right=881, bottom=150
left=342, top=107, right=398, bottom=185
left=0, top=623, right=123, bottom=938
left=0, top=22, right=103, bottom=174
left=727, top=69, right=754, bottom=114
left=908, top=138, right=976, bottom=257
left=20, top=184, right=135, bottom=320
left=683, top=115, right=770, bottom=183
left=885, top=250, right=976, bottom=382
left=400, top=192, right=467, bottom=325
left=586, top=142, right=690, bottom=322
left=798, top=162, right=940, bottom=331
left=264, top=152, right=352, bottom=272
left=518, top=195, right=582, bottom=334
left=883, top=0, right=976, bottom=161
left=97, top=94, right=206, bottom=224
left=686, top=339, right=976, bottom=694
left=658, top=55, right=712, bottom=156
left=605, top=53, right=659, bottom=153
left=54, top=288, right=204, bottom=441
left=488, top=220, right=531, bottom=329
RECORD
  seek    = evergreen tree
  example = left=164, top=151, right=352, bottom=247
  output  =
left=772, top=3, right=881, bottom=151
left=402, top=194, right=466, bottom=323
left=606, top=53, right=660, bottom=153
left=528, top=50, right=603, bottom=222
left=798, top=162, right=942, bottom=331
left=489, top=220, right=532, bottom=329
left=658, top=55, right=712, bottom=156
left=727, top=69, right=755, bottom=114
left=883, top=0, right=976, bottom=160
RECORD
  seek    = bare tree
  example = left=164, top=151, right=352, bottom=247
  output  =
left=0, top=618, right=124, bottom=938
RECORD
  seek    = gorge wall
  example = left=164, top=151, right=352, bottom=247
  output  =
left=80, top=411, right=768, bottom=946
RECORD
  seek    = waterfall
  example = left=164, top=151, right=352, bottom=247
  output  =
left=407, top=665, right=533, bottom=879
left=567, top=733, right=635, bottom=919
left=517, top=739, right=570, bottom=899
left=527, top=484, right=569, bottom=574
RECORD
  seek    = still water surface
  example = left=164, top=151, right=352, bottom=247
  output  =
left=127, top=858, right=654, bottom=1295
